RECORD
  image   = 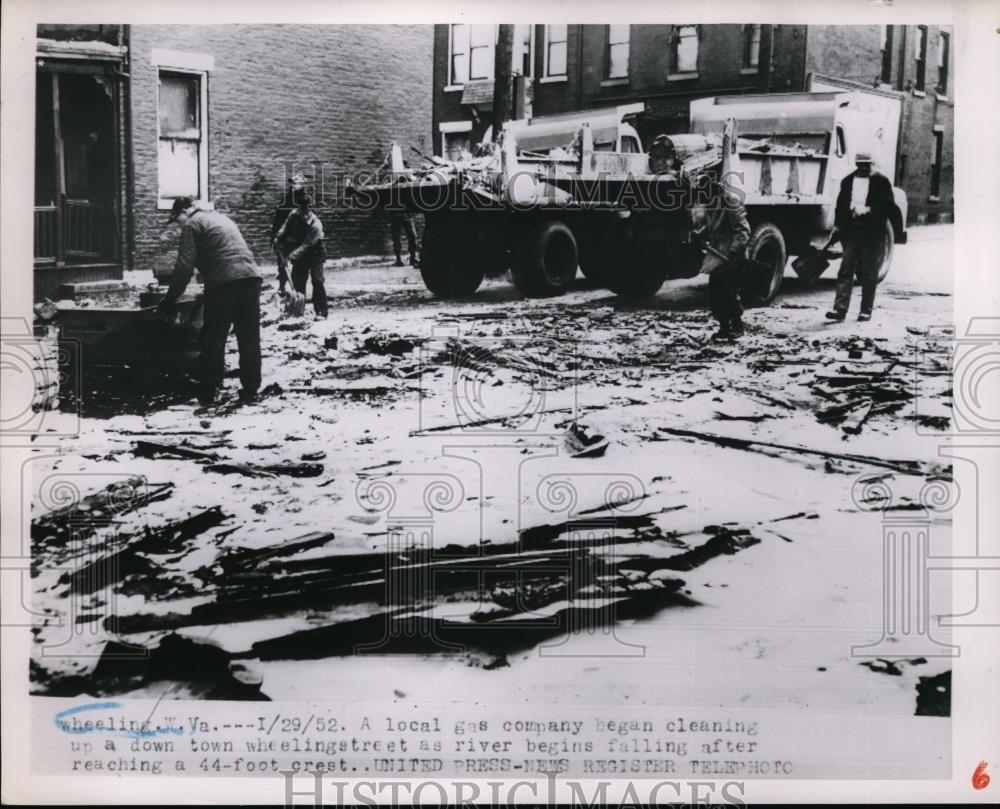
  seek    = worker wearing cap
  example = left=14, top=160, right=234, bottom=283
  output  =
left=691, top=173, right=751, bottom=341
left=275, top=192, right=329, bottom=319
left=158, top=196, right=263, bottom=405
left=826, top=152, right=894, bottom=323
left=270, top=173, right=307, bottom=294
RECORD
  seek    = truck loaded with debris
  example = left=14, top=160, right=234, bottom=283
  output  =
left=355, top=90, right=908, bottom=303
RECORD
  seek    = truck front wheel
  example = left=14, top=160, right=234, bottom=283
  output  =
left=742, top=222, right=786, bottom=306
left=511, top=220, right=578, bottom=297
left=419, top=215, right=484, bottom=298
left=875, top=218, right=895, bottom=283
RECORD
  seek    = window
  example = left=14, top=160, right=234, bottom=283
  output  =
left=157, top=71, right=205, bottom=202
left=834, top=125, right=846, bottom=158
left=440, top=121, right=473, bottom=160
left=544, top=24, right=568, bottom=77
left=937, top=31, right=949, bottom=95
left=449, top=24, right=494, bottom=85
left=449, top=24, right=468, bottom=85
left=915, top=25, right=927, bottom=92
left=742, top=24, right=761, bottom=70
left=514, top=24, right=534, bottom=77
left=621, top=135, right=641, bottom=154
left=930, top=130, right=943, bottom=197
left=671, top=25, right=699, bottom=74
left=469, top=25, right=493, bottom=80
left=607, top=24, right=630, bottom=79
left=880, top=25, right=893, bottom=84
left=444, top=131, right=472, bottom=161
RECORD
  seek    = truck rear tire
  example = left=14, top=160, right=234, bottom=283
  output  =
left=742, top=222, right=786, bottom=306
left=419, top=215, right=484, bottom=298
left=511, top=220, right=578, bottom=297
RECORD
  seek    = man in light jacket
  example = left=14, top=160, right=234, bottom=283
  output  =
left=826, top=152, right=894, bottom=322
left=158, top=197, right=262, bottom=405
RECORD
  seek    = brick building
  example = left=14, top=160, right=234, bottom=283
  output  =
left=432, top=24, right=953, bottom=224
left=34, top=24, right=433, bottom=297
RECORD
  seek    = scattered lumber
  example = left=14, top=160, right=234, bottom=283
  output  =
left=32, top=477, right=174, bottom=548
left=66, top=506, right=228, bottom=594
left=133, top=440, right=221, bottom=461
left=651, top=426, right=929, bottom=475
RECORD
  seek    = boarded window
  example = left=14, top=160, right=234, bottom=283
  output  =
left=158, top=72, right=202, bottom=200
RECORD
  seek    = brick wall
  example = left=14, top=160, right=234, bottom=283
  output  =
left=129, top=24, right=433, bottom=273
left=806, top=23, right=954, bottom=223
left=432, top=24, right=811, bottom=147
left=894, top=25, right=954, bottom=223
left=805, top=25, right=883, bottom=86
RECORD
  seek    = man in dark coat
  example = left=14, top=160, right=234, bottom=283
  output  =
left=826, top=152, right=894, bottom=322
left=158, top=197, right=263, bottom=405
left=270, top=174, right=305, bottom=294
left=275, top=193, right=328, bottom=319
left=692, top=176, right=752, bottom=340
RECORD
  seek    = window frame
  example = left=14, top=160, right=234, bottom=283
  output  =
left=915, top=25, right=928, bottom=93
left=543, top=24, right=568, bottom=79
left=937, top=31, right=949, bottom=97
left=514, top=24, right=535, bottom=78
left=606, top=24, right=630, bottom=80
left=930, top=129, right=943, bottom=199
left=741, top=24, right=762, bottom=71
left=439, top=120, right=473, bottom=161
left=448, top=23, right=469, bottom=87
left=447, top=24, right=496, bottom=86
left=156, top=67, right=209, bottom=209
left=467, top=24, right=494, bottom=81
left=880, top=25, right=894, bottom=84
left=669, top=24, right=700, bottom=78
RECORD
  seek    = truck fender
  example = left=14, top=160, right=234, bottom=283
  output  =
left=891, top=186, right=908, bottom=244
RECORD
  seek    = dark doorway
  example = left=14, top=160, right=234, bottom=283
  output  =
left=34, top=68, right=122, bottom=289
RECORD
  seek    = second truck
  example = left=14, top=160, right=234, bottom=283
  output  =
left=355, top=89, right=908, bottom=304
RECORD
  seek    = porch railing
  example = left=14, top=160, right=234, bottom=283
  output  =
left=34, top=205, right=58, bottom=263
left=33, top=199, right=114, bottom=264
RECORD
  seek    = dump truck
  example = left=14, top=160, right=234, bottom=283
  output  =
left=690, top=89, right=908, bottom=299
left=353, top=89, right=910, bottom=303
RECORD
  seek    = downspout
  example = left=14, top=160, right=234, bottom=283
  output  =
left=121, top=24, right=135, bottom=272
left=801, top=25, right=809, bottom=91
left=575, top=24, right=584, bottom=110
left=763, top=24, right=775, bottom=93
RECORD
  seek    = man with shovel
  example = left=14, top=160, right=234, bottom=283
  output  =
left=825, top=151, right=894, bottom=323
left=691, top=173, right=751, bottom=341
left=275, top=191, right=329, bottom=320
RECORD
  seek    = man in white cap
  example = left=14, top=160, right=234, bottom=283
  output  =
left=826, top=151, right=894, bottom=322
